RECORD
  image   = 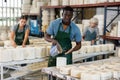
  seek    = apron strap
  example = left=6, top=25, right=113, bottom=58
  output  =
left=54, top=23, right=61, bottom=38
left=23, top=25, right=26, bottom=38
left=15, top=24, right=19, bottom=36
left=68, top=25, right=71, bottom=36
left=15, top=24, right=26, bottom=37
left=54, top=23, right=71, bottom=39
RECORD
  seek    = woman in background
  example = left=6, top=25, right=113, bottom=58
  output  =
left=10, top=15, right=30, bottom=48
left=83, top=17, right=99, bottom=61
left=83, top=17, right=99, bottom=45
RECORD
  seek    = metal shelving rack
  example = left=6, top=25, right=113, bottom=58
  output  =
left=103, top=3, right=120, bottom=44
left=101, top=35, right=120, bottom=40
left=42, top=57, right=120, bottom=80
left=22, top=13, right=39, bottom=16
left=23, top=2, right=120, bottom=40
left=40, top=2, right=120, bottom=8
left=40, top=2, right=120, bottom=42
left=0, top=58, right=48, bottom=80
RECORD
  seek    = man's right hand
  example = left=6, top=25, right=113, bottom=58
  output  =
left=52, top=39, right=58, bottom=45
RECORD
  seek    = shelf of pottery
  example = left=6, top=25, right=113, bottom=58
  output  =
left=40, top=7, right=120, bottom=37
left=0, top=39, right=52, bottom=80
left=72, top=41, right=115, bottom=62
left=42, top=57, right=120, bottom=80
left=22, top=0, right=120, bottom=35
left=22, top=0, right=44, bottom=15
left=106, top=21, right=120, bottom=38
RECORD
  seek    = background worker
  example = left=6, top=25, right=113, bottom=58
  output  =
left=10, top=15, right=30, bottom=48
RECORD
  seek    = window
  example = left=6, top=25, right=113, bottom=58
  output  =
left=0, top=0, right=22, bottom=27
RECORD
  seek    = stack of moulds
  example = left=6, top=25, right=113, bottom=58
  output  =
left=22, top=0, right=31, bottom=14
left=58, top=58, right=120, bottom=80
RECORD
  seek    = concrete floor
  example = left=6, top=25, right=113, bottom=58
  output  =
left=1, top=70, right=48, bottom=80
left=23, top=71, right=48, bottom=80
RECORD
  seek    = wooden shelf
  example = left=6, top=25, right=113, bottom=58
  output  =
left=101, top=35, right=120, bottom=40
left=22, top=13, right=39, bottom=16
left=41, top=2, right=120, bottom=9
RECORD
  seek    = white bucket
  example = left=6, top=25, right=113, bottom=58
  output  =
left=22, top=4, right=31, bottom=9
left=94, top=45, right=101, bottom=53
left=116, top=47, right=120, bottom=57
left=106, top=44, right=114, bottom=51
left=37, top=2, right=44, bottom=7
left=90, top=0, right=97, bottom=4
left=12, top=48, right=25, bottom=61
left=108, top=0, right=115, bottom=2
left=115, top=0, right=120, bottom=2
left=78, top=0, right=84, bottom=4
left=51, top=0, right=59, bottom=6
left=22, top=9, right=30, bottom=14
left=100, top=0, right=108, bottom=3
left=4, top=40, right=12, bottom=48
left=0, top=32, right=8, bottom=41
left=35, top=47, right=46, bottom=58
left=100, top=44, right=108, bottom=52
left=84, top=0, right=90, bottom=4
left=30, top=7, right=39, bottom=14
left=62, top=0, right=69, bottom=5
left=79, top=46, right=87, bottom=53
left=0, top=48, right=12, bottom=62
left=86, top=46, right=94, bottom=53
left=56, top=57, right=67, bottom=67
left=24, top=47, right=36, bottom=60
left=23, top=0, right=31, bottom=4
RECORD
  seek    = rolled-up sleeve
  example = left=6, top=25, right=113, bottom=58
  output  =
left=83, top=27, right=88, bottom=36
left=11, top=25, right=17, bottom=32
left=75, top=28, right=82, bottom=42
left=46, top=21, right=54, bottom=35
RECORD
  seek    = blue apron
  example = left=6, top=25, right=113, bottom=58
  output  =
left=84, top=29, right=97, bottom=41
left=85, top=29, right=97, bottom=61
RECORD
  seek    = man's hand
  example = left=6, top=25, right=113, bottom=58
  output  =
left=45, top=33, right=58, bottom=45
left=52, top=39, right=58, bottom=45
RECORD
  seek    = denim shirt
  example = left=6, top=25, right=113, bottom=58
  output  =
left=46, top=18, right=82, bottom=42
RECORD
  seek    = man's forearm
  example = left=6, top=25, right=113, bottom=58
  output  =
left=44, top=33, right=54, bottom=42
left=44, top=37, right=53, bottom=42
left=66, top=42, right=81, bottom=54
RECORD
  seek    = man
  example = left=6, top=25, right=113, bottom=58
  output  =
left=45, top=6, right=82, bottom=67
left=10, top=15, right=30, bottom=48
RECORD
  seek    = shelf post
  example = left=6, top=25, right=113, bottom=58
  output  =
left=103, top=6, right=107, bottom=44
left=81, top=8, right=84, bottom=20
left=1, top=65, right=4, bottom=80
